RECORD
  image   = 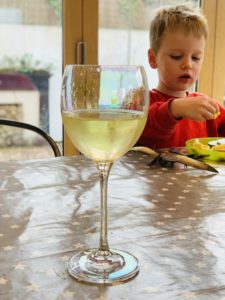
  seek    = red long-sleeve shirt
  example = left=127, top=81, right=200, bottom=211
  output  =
left=138, top=89, right=225, bottom=150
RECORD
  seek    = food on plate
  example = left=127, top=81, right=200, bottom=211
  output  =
left=192, top=139, right=225, bottom=150
left=212, top=144, right=225, bottom=152
left=208, top=140, right=220, bottom=146
left=192, top=141, right=210, bottom=150
left=208, top=138, right=225, bottom=147
left=186, top=138, right=225, bottom=161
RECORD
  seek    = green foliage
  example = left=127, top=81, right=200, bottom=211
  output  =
left=118, top=0, right=201, bottom=26
left=0, top=54, right=54, bottom=74
left=143, top=0, right=157, bottom=4
left=143, top=0, right=199, bottom=7
left=47, top=0, right=62, bottom=24
left=117, top=0, right=140, bottom=24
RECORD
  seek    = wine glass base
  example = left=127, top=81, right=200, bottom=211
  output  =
left=67, top=248, right=139, bottom=285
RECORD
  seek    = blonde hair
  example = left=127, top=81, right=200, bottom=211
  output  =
left=150, top=4, right=208, bottom=53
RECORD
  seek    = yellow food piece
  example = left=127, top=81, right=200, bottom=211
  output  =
left=212, top=144, right=225, bottom=152
left=213, top=111, right=220, bottom=119
left=192, top=142, right=210, bottom=150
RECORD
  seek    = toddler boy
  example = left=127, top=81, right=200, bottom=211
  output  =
left=139, top=5, right=225, bottom=149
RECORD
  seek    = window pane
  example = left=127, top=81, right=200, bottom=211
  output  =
left=0, top=0, right=62, bottom=160
left=99, top=0, right=200, bottom=89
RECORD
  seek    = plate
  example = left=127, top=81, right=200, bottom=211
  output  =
left=186, top=137, right=225, bottom=161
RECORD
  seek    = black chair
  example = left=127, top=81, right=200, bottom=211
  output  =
left=0, top=119, right=61, bottom=157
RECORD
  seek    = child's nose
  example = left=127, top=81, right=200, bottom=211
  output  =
left=181, top=58, right=192, bottom=70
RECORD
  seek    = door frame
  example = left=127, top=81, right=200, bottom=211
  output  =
left=199, top=0, right=225, bottom=105
left=63, top=0, right=98, bottom=155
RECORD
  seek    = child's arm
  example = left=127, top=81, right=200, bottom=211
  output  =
left=138, top=93, right=221, bottom=149
left=169, top=95, right=220, bottom=121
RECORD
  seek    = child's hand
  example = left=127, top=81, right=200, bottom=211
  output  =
left=170, top=95, right=220, bottom=121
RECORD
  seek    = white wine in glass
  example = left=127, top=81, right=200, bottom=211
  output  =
left=61, top=65, right=149, bottom=284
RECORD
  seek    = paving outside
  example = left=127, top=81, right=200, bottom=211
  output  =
left=0, top=144, right=62, bottom=162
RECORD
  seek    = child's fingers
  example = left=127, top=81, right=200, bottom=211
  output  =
left=206, top=99, right=220, bottom=119
left=213, top=111, right=220, bottom=119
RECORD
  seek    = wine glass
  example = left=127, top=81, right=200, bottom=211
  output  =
left=61, top=65, right=149, bottom=284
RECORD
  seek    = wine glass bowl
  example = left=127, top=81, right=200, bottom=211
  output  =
left=61, top=65, right=149, bottom=284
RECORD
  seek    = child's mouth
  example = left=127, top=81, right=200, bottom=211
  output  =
left=179, top=74, right=191, bottom=79
left=179, top=74, right=191, bottom=82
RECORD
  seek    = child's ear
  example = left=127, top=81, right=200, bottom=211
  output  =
left=148, top=48, right=157, bottom=69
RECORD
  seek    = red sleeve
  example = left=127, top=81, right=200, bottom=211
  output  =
left=217, top=104, right=225, bottom=136
left=139, top=91, right=179, bottom=148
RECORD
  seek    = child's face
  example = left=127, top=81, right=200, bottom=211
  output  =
left=150, top=28, right=206, bottom=97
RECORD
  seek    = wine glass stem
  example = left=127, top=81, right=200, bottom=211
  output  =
left=96, top=161, right=113, bottom=252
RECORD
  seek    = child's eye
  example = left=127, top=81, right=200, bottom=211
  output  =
left=170, top=55, right=182, bottom=60
left=192, top=56, right=201, bottom=61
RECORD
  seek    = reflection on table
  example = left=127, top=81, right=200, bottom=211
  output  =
left=0, top=152, right=225, bottom=299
